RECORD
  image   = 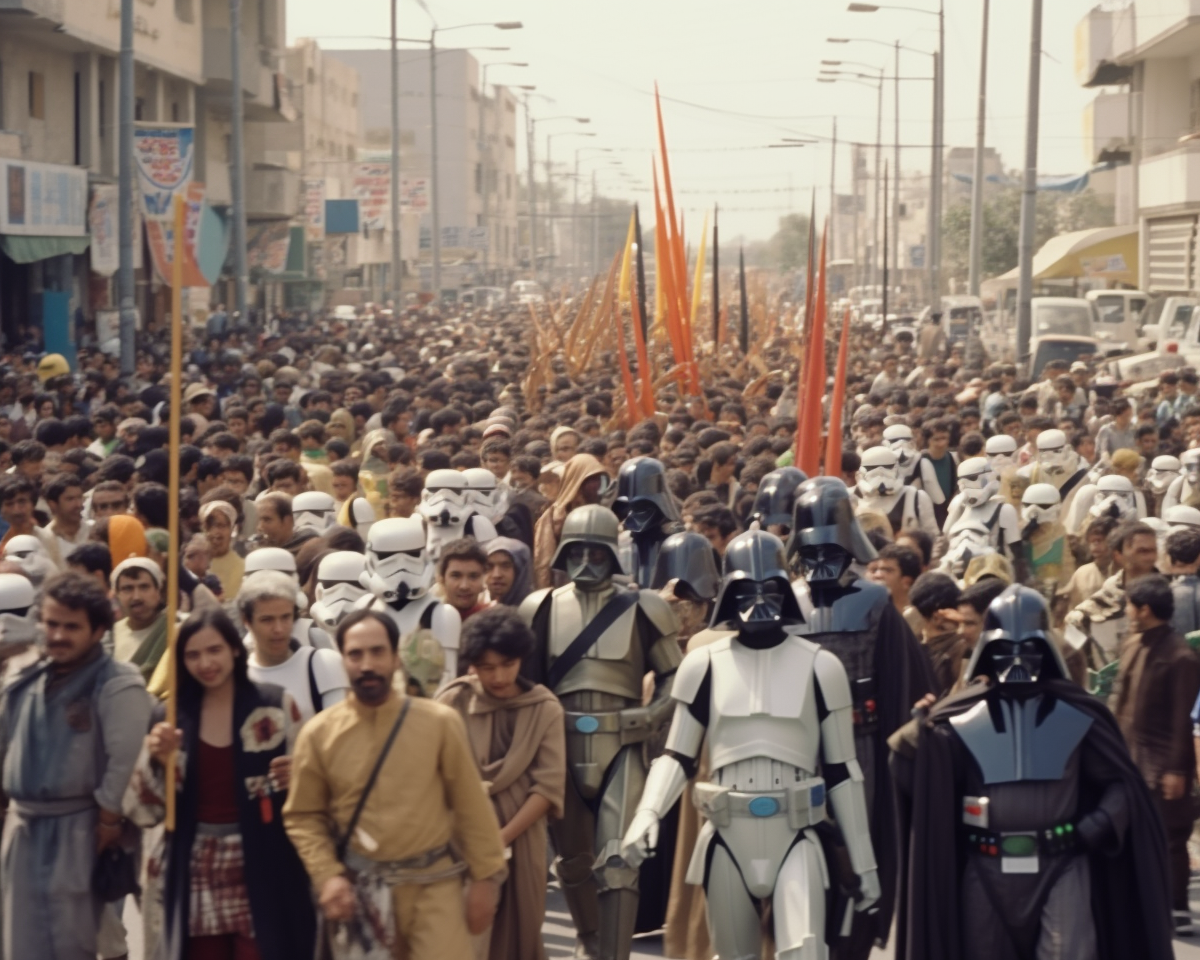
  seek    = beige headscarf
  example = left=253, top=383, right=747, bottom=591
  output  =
left=329, top=407, right=357, bottom=449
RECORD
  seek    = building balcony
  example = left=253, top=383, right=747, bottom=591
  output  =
left=1118, top=0, right=1200, bottom=62
left=203, top=27, right=284, bottom=121
left=1075, top=4, right=1135, bottom=86
left=1083, top=92, right=1131, bottom=164
left=245, top=164, right=298, bottom=219
left=0, top=0, right=63, bottom=21
left=1140, top=141, right=1200, bottom=214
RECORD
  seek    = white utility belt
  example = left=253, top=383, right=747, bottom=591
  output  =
left=693, top=777, right=827, bottom=830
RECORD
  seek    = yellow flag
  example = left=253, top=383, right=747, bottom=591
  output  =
left=689, top=211, right=709, bottom=332
left=618, top=210, right=636, bottom=304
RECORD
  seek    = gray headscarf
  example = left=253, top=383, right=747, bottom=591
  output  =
left=487, top=537, right=533, bottom=607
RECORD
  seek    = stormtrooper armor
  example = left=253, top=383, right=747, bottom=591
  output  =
left=242, top=547, right=335, bottom=650
left=292, top=491, right=337, bottom=533
left=4, top=535, right=56, bottom=589
left=939, top=521, right=999, bottom=581
left=309, top=551, right=369, bottom=632
left=418, top=468, right=498, bottom=560
left=1162, top=448, right=1200, bottom=512
left=943, top=457, right=1021, bottom=558
left=1064, top=474, right=1143, bottom=536
left=748, top=467, right=808, bottom=537
left=0, top=573, right=37, bottom=645
left=341, top=496, right=377, bottom=538
left=1021, top=483, right=1063, bottom=535
left=882, top=423, right=920, bottom=482
left=985, top=434, right=1019, bottom=474
left=462, top=466, right=509, bottom=525
left=622, top=530, right=879, bottom=960
left=1015, top=429, right=1088, bottom=516
left=358, top=516, right=460, bottom=695
left=613, top=457, right=683, bottom=588
left=1146, top=455, right=1182, bottom=502
left=1165, top=504, right=1200, bottom=531
left=855, top=447, right=939, bottom=538
left=519, top=504, right=681, bottom=960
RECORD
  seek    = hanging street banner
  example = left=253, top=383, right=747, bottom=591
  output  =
left=88, top=184, right=119, bottom=277
left=353, top=163, right=390, bottom=230
left=246, top=221, right=292, bottom=273
left=302, top=179, right=326, bottom=242
left=0, top=158, right=87, bottom=237
left=399, top=177, right=429, bottom=212
left=133, top=123, right=195, bottom=219
left=145, top=181, right=207, bottom=287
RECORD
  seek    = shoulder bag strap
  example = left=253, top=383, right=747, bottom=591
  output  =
left=546, top=589, right=639, bottom=690
left=336, top=696, right=412, bottom=861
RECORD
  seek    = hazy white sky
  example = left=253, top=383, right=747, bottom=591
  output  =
left=287, top=0, right=1108, bottom=242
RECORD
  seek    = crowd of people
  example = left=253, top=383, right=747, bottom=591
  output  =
left=0, top=299, right=1196, bottom=960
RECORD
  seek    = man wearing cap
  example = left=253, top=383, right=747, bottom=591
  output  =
left=110, top=557, right=171, bottom=689
left=183, top=380, right=216, bottom=423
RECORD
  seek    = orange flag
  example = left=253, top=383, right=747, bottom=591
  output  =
left=653, top=164, right=685, bottom=375
left=796, top=220, right=828, bottom=475
left=824, top=306, right=852, bottom=477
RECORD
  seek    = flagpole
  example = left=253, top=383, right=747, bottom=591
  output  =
left=164, top=192, right=185, bottom=831
left=711, top=204, right=720, bottom=347
left=738, top=247, right=749, bottom=355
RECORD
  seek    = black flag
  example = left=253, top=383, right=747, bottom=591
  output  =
left=738, top=246, right=749, bottom=355
left=634, top=204, right=648, bottom=340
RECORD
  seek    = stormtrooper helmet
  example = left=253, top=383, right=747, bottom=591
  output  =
left=292, top=491, right=337, bottom=533
left=346, top=497, right=377, bottom=538
left=1146, top=455, right=1183, bottom=496
left=418, top=469, right=470, bottom=528
left=882, top=424, right=918, bottom=474
left=462, top=467, right=506, bottom=524
left=1035, top=429, right=1074, bottom=477
left=360, top=516, right=434, bottom=603
left=1090, top=475, right=1138, bottom=522
left=0, top=573, right=37, bottom=645
left=1183, top=448, right=1200, bottom=488
left=1021, top=483, right=1062, bottom=531
left=244, top=546, right=307, bottom=610
left=941, top=521, right=996, bottom=579
left=4, top=535, right=56, bottom=589
left=857, top=446, right=903, bottom=498
left=1165, top=504, right=1200, bottom=531
left=985, top=434, right=1019, bottom=473
left=310, top=551, right=369, bottom=632
left=957, top=457, right=998, bottom=508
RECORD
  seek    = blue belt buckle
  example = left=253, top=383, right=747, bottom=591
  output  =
left=748, top=796, right=780, bottom=818
left=810, top=783, right=826, bottom=809
left=575, top=715, right=600, bottom=734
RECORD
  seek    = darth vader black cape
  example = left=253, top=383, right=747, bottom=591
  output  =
left=888, top=677, right=1173, bottom=960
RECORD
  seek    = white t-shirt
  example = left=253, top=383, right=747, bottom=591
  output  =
left=248, top=645, right=349, bottom=721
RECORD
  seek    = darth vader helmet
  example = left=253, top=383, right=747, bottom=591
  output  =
left=748, top=467, right=808, bottom=535
left=652, top=531, right=721, bottom=602
left=788, top=477, right=878, bottom=585
left=963, top=584, right=1069, bottom=685
left=712, top=530, right=803, bottom=635
left=551, top=504, right=622, bottom=589
left=612, top=457, right=681, bottom=536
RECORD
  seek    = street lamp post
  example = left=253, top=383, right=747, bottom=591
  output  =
left=390, top=0, right=402, bottom=307
left=1016, top=0, right=1043, bottom=366
left=230, top=0, right=250, bottom=327
left=479, top=62, right=528, bottom=285
left=118, top=0, right=135, bottom=374
left=968, top=0, right=990, bottom=297
left=546, top=130, right=594, bottom=288
left=527, top=112, right=589, bottom=283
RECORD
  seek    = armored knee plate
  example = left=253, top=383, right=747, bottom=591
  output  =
left=555, top=852, right=596, bottom=889
left=593, top=839, right=640, bottom=893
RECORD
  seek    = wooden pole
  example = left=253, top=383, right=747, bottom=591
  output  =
left=164, top=192, right=185, bottom=831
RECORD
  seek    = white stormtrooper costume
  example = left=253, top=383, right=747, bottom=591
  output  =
left=942, top=457, right=1022, bottom=559
left=621, top=530, right=879, bottom=960
left=984, top=434, right=1019, bottom=474
left=463, top=466, right=510, bottom=526
left=1064, top=474, right=1144, bottom=536
left=242, top=547, right=335, bottom=650
left=1164, top=504, right=1200, bottom=532
left=1146, top=455, right=1182, bottom=516
left=882, top=423, right=920, bottom=483
left=1162, top=448, right=1200, bottom=513
left=0, top=573, right=37, bottom=645
left=1015, top=429, right=1090, bottom=516
left=854, top=446, right=939, bottom=538
left=1021, top=483, right=1063, bottom=534
left=292, top=490, right=337, bottom=534
left=937, top=520, right=999, bottom=580
left=342, top=496, right=377, bottom=539
left=357, top=516, right=461, bottom=695
left=4, top=535, right=57, bottom=589
left=418, top=468, right=498, bottom=561
left=309, top=551, right=369, bottom=633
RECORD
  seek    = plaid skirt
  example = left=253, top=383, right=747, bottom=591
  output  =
left=188, top=828, right=255, bottom=939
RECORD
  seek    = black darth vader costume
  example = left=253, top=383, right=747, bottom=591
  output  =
left=613, top=457, right=684, bottom=589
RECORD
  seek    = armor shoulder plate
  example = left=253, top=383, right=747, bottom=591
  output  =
left=949, top=695, right=1093, bottom=785
left=429, top=602, right=461, bottom=647
left=806, top=578, right=889, bottom=633
left=309, top=648, right=350, bottom=694
left=636, top=587, right=679, bottom=637
left=812, top=647, right=853, bottom=711
left=519, top=588, right=552, bottom=626
left=672, top=643, right=716, bottom=704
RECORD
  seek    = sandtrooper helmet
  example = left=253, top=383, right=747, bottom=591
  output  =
left=1165, top=504, right=1200, bottom=531
left=957, top=457, right=998, bottom=508
left=345, top=497, right=377, bottom=538
left=1146, top=455, right=1183, bottom=496
left=941, top=522, right=996, bottom=580
left=882, top=424, right=918, bottom=470
left=418, top=469, right=470, bottom=528
left=1035, top=429, right=1074, bottom=477
left=1021, top=482, right=1062, bottom=530
left=1089, top=475, right=1138, bottom=522
left=462, top=467, right=506, bottom=524
left=4, top=535, right=56, bottom=588
left=310, top=551, right=369, bottom=631
left=360, top=516, right=434, bottom=603
left=1183, top=448, right=1200, bottom=487
left=857, top=446, right=903, bottom=498
left=244, top=546, right=307, bottom=610
left=985, top=434, right=1019, bottom=473
left=0, top=573, right=36, bottom=645
left=292, top=491, right=337, bottom=533
left=551, top=505, right=622, bottom=588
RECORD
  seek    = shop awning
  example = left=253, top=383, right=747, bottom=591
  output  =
left=1, top=235, right=90, bottom=264
left=992, top=224, right=1139, bottom=285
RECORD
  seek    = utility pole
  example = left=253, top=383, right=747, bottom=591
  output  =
left=428, top=32, right=442, bottom=299
left=873, top=75, right=883, bottom=294
left=931, top=0, right=945, bottom=304
left=118, top=0, right=136, bottom=375
left=968, top=0, right=990, bottom=296
left=229, top=0, right=250, bottom=328
left=545, top=135, right=554, bottom=287
left=927, top=50, right=940, bottom=305
left=527, top=101, right=537, bottom=281
left=893, top=41, right=901, bottom=303
left=1016, top=0, right=1043, bottom=367
left=590, top=169, right=598, bottom=277
left=390, top=0, right=402, bottom=305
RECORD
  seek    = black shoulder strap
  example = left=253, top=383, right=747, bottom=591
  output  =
left=304, top=647, right=322, bottom=715
left=1058, top=469, right=1087, bottom=501
left=546, top=590, right=639, bottom=690
left=982, top=500, right=1003, bottom=531
left=337, top=697, right=412, bottom=862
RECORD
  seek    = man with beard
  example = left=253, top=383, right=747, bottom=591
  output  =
left=284, top=608, right=508, bottom=960
left=889, top=585, right=1173, bottom=960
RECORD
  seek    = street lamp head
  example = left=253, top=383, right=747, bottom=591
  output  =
left=817, top=77, right=836, bottom=83
left=828, top=37, right=851, bottom=42
left=517, top=85, right=537, bottom=90
left=848, top=3, right=880, bottom=11
left=494, top=21, right=523, bottom=30
left=576, top=118, right=591, bottom=124
left=821, top=60, right=842, bottom=65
